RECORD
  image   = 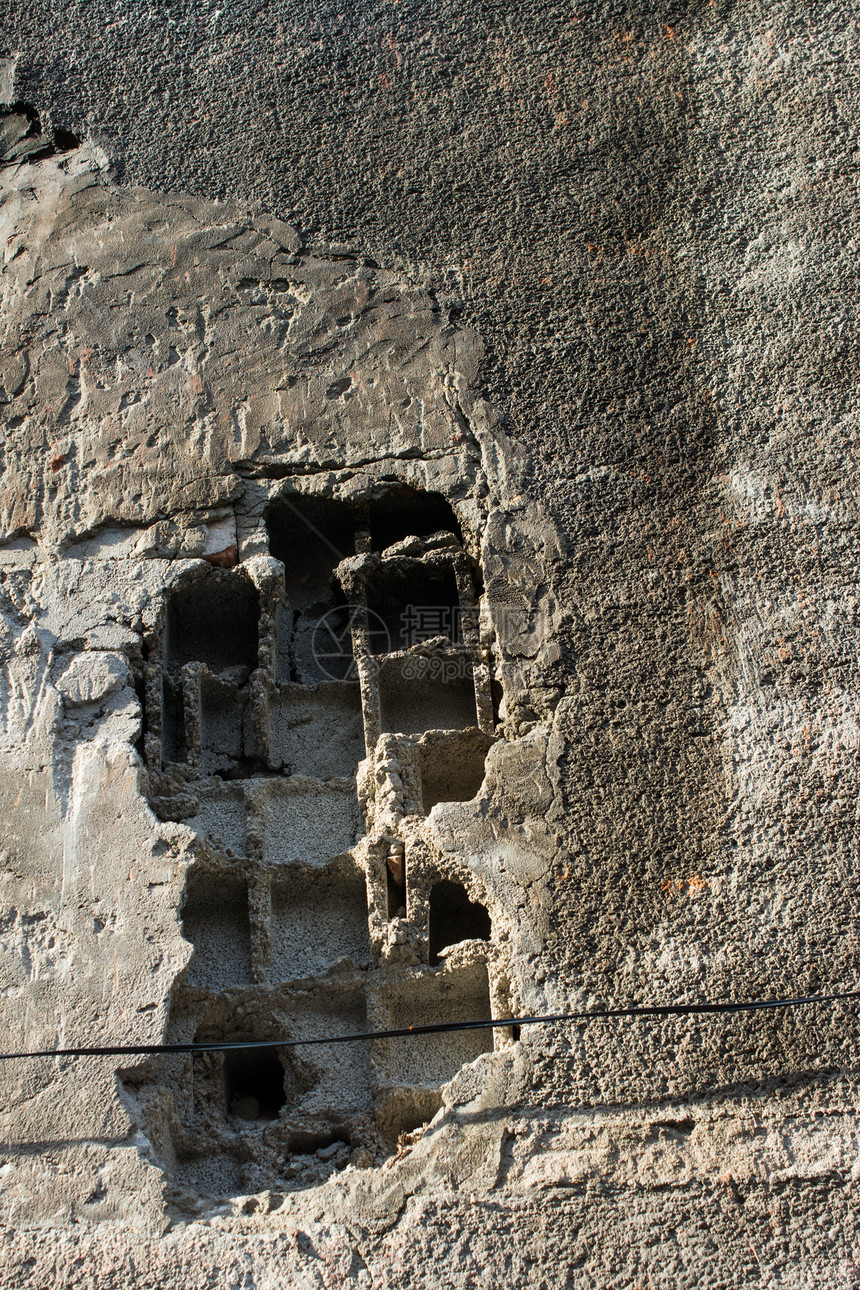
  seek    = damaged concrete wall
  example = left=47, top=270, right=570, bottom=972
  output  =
left=0, top=135, right=575, bottom=1250
left=1, top=2, right=860, bottom=1284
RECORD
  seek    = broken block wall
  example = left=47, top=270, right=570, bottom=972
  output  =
left=1, top=4, right=860, bottom=1284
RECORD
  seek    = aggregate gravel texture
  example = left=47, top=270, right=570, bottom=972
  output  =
left=1, top=2, right=860, bottom=1285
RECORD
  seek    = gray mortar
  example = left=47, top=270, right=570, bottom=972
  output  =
left=1, top=5, right=860, bottom=1280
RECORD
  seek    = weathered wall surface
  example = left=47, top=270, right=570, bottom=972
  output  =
left=1, top=2, right=859, bottom=1285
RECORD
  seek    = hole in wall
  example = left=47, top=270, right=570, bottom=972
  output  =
left=166, top=572, right=259, bottom=673
left=266, top=495, right=355, bottom=607
left=418, top=731, right=493, bottom=813
left=224, top=1047, right=288, bottom=1121
left=53, top=127, right=81, bottom=151
left=268, top=495, right=357, bottom=684
left=2, top=100, right=40, bottom=132
left=429, top=881, right=491, bottom=966
left=490, top=676, right=504, bottom=726
left=365, top=561, right=462, bottom=653
left=135, top=470, right=510, bottom=1199
left=369, top=488, right=461, bottom=551
left=0, top=102, right=82, bottom=164
left=149, top=1015, right=326, bottom=1183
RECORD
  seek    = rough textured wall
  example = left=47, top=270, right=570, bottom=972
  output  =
left=1, top=2, right=859, bottom=1286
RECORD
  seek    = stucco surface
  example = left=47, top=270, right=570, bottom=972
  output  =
left=0, top=3, right=859, bottom=1285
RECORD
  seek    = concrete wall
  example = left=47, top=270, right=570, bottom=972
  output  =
left=1, top=4, right=859, bottom=1285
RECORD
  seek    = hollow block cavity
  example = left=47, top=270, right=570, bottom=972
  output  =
left=365, top=561, right=462, bottom=653
left=377, top=964, right=494, bottom=1090
left=267, top=495, right=356, bottom=607
left=182, top=872, right=253, bottom=990
left=418, top=730, right=493, bottom=813
left=429, top=881, right=492, bottom=966
left=270, top=866, right=372, bottom=981
left=268, top=495, right=357, bottom=684
left=166, top=573, right=259, bottom=673
left=267, top=683, right=364, bottom=778
left=378, top=662, right=478, bottom=735
left=199, top=673, right=248, bottom=772
left=254, top=780, right=360, bottom=867
left=368, top=489, right=462, bottom=551
left=191, top=785, right=248, bottom=858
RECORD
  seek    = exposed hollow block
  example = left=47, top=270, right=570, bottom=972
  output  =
left=374, top=962, right=493, bottom=1089
left=273, top=998, right=374, bottom=1125
left=377, top=660, right=478, bottom=735
left=165, top=998, right=373, bottom=1140
left=188, top=1010, right=319, bottom=1121
left=267, top=683, right=365, bottom=778
left=182, top=872, right=253, bottom=990
left=165, top=1026, right=323, bottom=1198
left=253, top=778, right=361, bottom=868
left=138, top=488, right=502, bottom=1198
left=269, top=863, right=372, bottom=980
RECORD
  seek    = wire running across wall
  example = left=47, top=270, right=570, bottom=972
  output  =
left=2, top=989, right=858, bottom=1061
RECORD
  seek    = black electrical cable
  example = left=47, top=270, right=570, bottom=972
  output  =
left=2, top=989, right=858, bottom=1061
